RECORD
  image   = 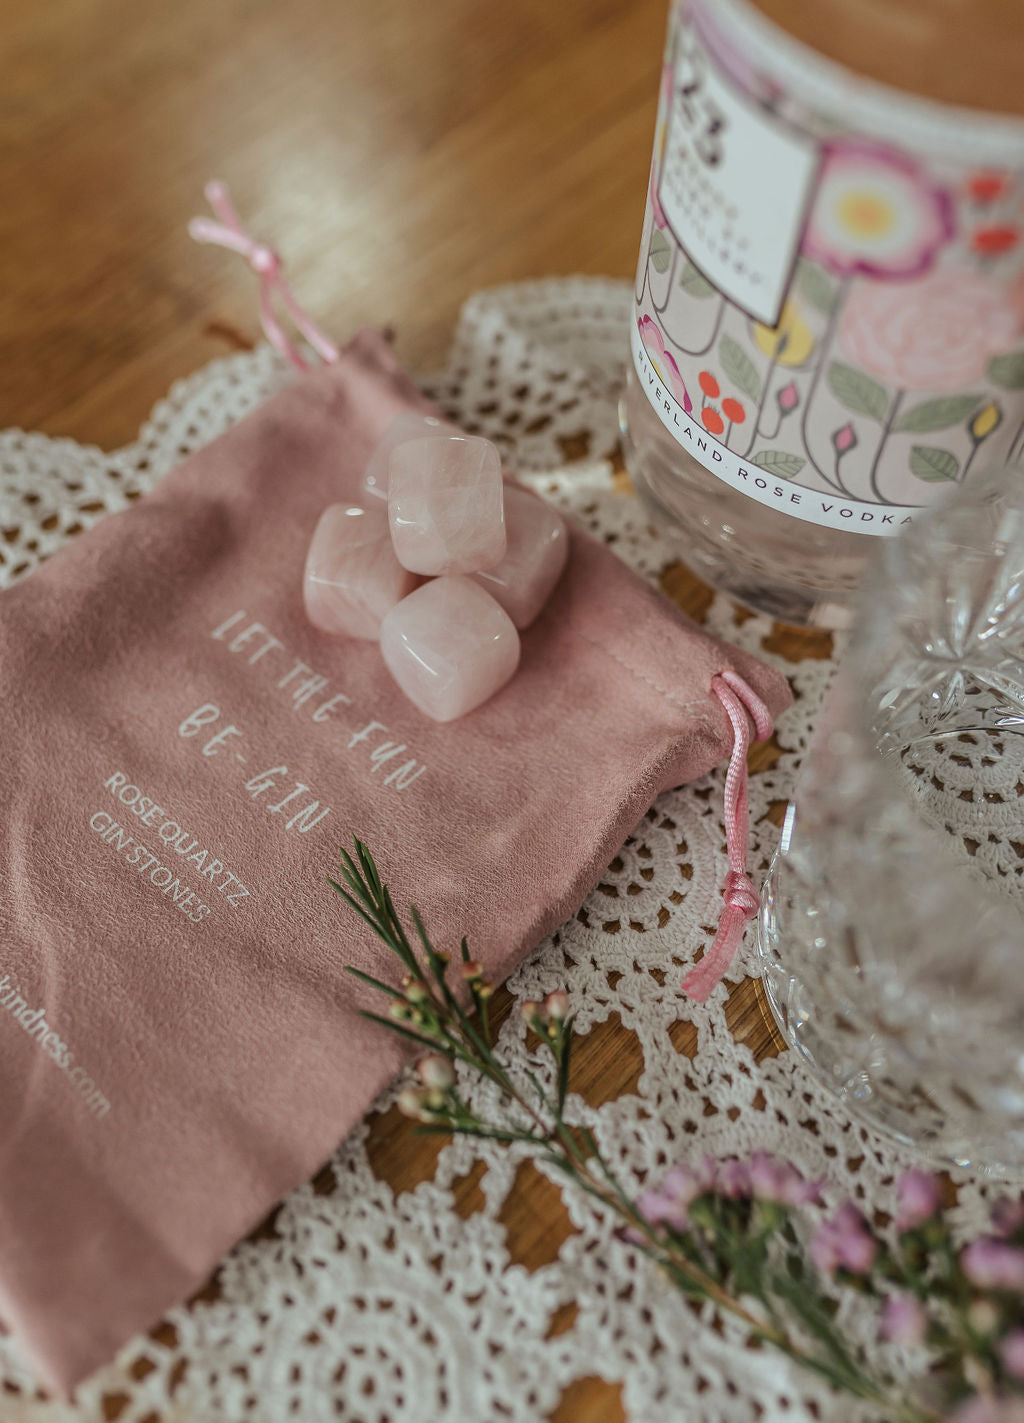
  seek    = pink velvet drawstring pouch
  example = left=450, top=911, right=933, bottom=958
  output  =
left=0, top=326, right=790, bottom=1395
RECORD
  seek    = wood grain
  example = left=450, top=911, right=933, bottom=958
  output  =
left=1, top=2, right=813, bottom=1417
left=0, top=0, right=666, bottom=448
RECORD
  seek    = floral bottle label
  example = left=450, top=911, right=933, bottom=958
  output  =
left=633, top=0, right=1024, bottom=534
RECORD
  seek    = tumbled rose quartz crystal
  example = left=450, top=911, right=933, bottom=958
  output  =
left=363, top=412, right=460, bottom=502
left=304, top=504, right=418, bottom=640
left=388, top=435, right=506, bottom=576
left=471, top=485, right=568, bottom=629
left=379, top=576, right=520, bottom=722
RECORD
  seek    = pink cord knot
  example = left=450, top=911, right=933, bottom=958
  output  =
left=188, top=180, right=340, bottom=373
left=682, top=669, right=774, bottom=1005
left=248, top=243, right=280, bottom=276
left=722, top=870, right=759, bottom=917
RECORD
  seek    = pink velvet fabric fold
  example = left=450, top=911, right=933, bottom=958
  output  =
left=0, top=331, right=790, bottom=1394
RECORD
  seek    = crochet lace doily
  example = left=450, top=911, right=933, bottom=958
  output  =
left=0, top=278, right=999, bottom=1423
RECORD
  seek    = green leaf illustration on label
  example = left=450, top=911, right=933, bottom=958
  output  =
left=750, top=450, right=806, bottom=480
left=987, top=350, right=1024, bottom=390
left=827, top=362, right=890, bottom=422
left=650, top=229, right=672, bottom=274
left=679, top=261, right=716, bottom=299
left=909, top=445, right=960, bottom=482
left=894, top=395, right=981, bottom=433
left=719, top=333, right=762, bottom=403
left=795, top=258, right=838, bottom=314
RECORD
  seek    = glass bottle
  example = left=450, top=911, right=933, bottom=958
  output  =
left=621, top=0, right=1024, bottom=627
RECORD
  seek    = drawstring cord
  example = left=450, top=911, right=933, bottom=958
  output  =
left=188, top=181, right=341, bottom=374
left=682, top=670, right=774, bottom=1004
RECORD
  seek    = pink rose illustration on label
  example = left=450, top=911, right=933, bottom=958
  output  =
left=638, top=315, right=693, bottom=412
left=838, top=266, right=1018, bottom=392
left=803, top=141, right=954, bottom=280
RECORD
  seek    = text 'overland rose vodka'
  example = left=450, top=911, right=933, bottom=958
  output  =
left=621, top=0, right=1024, bottom=626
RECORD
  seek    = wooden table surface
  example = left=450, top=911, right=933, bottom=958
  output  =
left=2, top=2, right=816, bottom=1417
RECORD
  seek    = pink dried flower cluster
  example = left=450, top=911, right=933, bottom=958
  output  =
left=637, top=1151, right=823, bottom=1234
left=1001, top=1330, right=1024, bottom=1379
left=879, top=1292, right=927, bottom=1348
left=895, top=1166, right=943, bottom=1230
left=342, top=849, right=1024, bottom=1423
left=637, top=1159, right=716, bottom=1233
left=961, top=1239, right=1024, bottom=1291
left=991, top=1198, right=1024, bottom=1237
left=632, top=1152, right=1024, bottom=1416
left=810, top=1201, right=878, bottom=1274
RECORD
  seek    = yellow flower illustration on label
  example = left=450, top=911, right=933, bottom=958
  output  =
left=753, top=300, right=814, bottom=367
left=838, top=191, right=895, bottom=241
left=971, top=401, right=1002, bottom=443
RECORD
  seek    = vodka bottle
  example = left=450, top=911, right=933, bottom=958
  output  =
left=622, top=0, right=1024, bottom=626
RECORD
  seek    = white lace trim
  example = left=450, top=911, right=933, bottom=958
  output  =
left=0, top=278, right=995, bottom=1422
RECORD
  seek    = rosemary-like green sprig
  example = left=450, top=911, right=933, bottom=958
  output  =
left=335, top=839, right=1024, bottom=1423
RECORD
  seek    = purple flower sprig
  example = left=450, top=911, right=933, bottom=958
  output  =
left=336, top=839, right=1024, bottom=1423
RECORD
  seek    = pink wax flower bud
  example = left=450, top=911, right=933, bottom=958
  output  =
left=879, top=1292, right=927, bottom=1347
left=962, top=1238, right=1024, bottom=1290
left=809, top=1222, right=841, bottom=1274
left=639, top=1197, right=680, bottom=1232
left=696, top=1155, right=718, bottom=1194
left=638, top=1162, right=708, bottom=1234
left=991, top=1197, right=1024, bottom=1237
left=717, top=1158, right=751, bottom=1199
left=810, top=1203, right=877, bottom=1274
left=954, top=1396, right=1024, bottom=1423
left=895, top=1168, right=942, bottom=1231
left=747, top=1151, right=823, bottom=1207
left=396, top=1087, right=427, bottom=1119
left=746, top=1151, right=787, bottom=1200
left=789, top=1175, right=826, bottom=1208
left=661, top=1163, right=707, bottom=1206
left=460, top=960, right=483, bottom=980
left=544, top=991, right=570, bottom=1021
left=776, top=380, right=800, bottom=414
left=637, top=1157, right=729, bottom=1236
left=417, top=1055, right=455, bottom=1091
left=637, top=1186, right=690, bottom=1234
left=519, top=1000, right=542, bottom=1024
left=1002, top=1330, right=1024, bottom=1378
left=832, top=421, right=858, bottom=455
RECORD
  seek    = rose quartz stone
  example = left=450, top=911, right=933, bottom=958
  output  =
left=471, top=486, right=569, bottom=629
left=379, top=576, right=520, bottom=722
left=303, top=503, right=418, bottom=640
left=363, top=412, right=460, bottom=502
left=388, top=435, right=506, bottom=576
